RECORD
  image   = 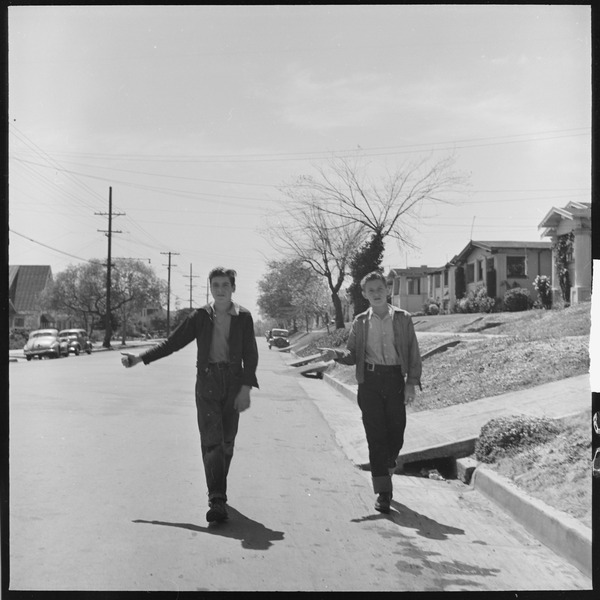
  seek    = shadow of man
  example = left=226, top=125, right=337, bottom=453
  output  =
left=351, top=500, right=465, bottom=541
left=133, top=506, right=285, bottom=550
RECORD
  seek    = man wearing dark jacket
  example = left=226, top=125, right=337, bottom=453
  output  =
left=121, top=267, right=259, bottom=523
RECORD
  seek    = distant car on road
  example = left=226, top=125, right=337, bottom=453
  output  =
left=268, top=328, right=290, bottom=350
left=23, top=329, right=69, bottom=360
left=58, top=328, right=93, bottom=356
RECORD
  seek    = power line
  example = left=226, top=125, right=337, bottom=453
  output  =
left=9, top=229, right=104, bottom=265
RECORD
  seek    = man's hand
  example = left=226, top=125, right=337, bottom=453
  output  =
left=404, top=384, right=416, bottom=404
left=319, top=348, right=338, bottom=362
left=121, top=352, right=142, bottom=368
left=234, top=385, right=251, bottom=412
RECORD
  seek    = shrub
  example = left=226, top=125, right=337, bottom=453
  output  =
left=533, top=275, right=552, bottom=309
left=503, top=287, right=533, bottom=312
left=455, top=286, right=495, bottom=313
left=474, top=415, right=561, bottom=463
left=9, top=329, right=30, bottom=350
left=423, top=298, right=440, bottom=315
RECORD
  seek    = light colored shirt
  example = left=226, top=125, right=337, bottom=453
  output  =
left=365, top=305, right=400, bottom=365
left=208, top=302, right=239, bottom=363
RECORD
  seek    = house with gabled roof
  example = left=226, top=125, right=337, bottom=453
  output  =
left=386, top=240, right=553, bottom=314
left=8, top=265, right=56, bottom=330
left=386, top=265, right=440, bottom=313
left=447, top=240, right=553, bottom=310
left=538, top=201, right=592, bottom=305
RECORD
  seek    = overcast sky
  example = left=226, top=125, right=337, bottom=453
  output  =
left=8, top=5, right=591, bottom=318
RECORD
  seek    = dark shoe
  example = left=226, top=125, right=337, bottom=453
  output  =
left=206, top=498, right=229, bottom=522
left=374, top=492, right=392, bottom=514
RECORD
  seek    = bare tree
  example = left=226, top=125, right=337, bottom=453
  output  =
left=263, top=199, right=366, bottom=329
left=296, top=153, right=467, bottom=246
left=282, top=153, right=467, bottom=315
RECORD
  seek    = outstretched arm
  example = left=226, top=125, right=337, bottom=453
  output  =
left=121, top=352, right=143, bottom=368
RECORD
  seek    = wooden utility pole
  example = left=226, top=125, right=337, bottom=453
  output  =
left=161, top=251, right=179, bottom=337
left=96, top=187, right=124, bottom=348
left=183, top=263, right=200, bottom=309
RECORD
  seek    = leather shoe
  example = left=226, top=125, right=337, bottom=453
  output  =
left=374, top=492, right=392, bottom=514
left=206, top=498, right=229, bottom=522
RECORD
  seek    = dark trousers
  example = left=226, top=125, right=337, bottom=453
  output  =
left=195, top=364, right=240, bottom=502
left=357, top=368, right=406, bottom=494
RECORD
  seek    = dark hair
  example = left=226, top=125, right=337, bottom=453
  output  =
left=209, top=267, right=237, bottom=287
left=360, top=270, right=387, bottom=290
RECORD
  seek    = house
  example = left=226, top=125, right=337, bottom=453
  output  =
left=386, top=266, right=439, bottom=313
left=425, top=264, right=454, bottom=313
left=538, top=201, right=592, bottom=305
left=448, top=241, right=552, bottom=310
left=8, top=265, right=57, bottom=330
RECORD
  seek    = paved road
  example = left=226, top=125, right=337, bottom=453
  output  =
left=9, top=341, right=591, bottom=591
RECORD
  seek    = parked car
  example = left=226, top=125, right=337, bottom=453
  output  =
left=23, top=329, right=69, bottom=360
left=268, top=328, right=290, bottom=350
left=58, top=328, right=93, bottom=356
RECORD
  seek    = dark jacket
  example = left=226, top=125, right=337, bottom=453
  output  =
left=140, top=303, right=259, bottom=389
left=333, top=305, right=422, bottom=388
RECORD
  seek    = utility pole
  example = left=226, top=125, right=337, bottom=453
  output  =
left=96, top=186, right=125, bottom=348
left=161, top=251, right=179, bottom=337
left=183, top=263, right=200, bottom=309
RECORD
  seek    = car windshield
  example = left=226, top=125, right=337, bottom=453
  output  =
left=32, top=331, right=56, bottom=338
left=272, top=329, right=288, bottom=337
left=59, top=330, right=79, bottom=336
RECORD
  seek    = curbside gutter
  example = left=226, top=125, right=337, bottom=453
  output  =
left=320, top=369, right=592, bottom=580
left=466, top=460, right=592, bottom=579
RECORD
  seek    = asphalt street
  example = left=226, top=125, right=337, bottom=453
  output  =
left=8, top=340, right=591, bottom=592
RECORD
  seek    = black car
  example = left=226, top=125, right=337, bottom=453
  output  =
left=268, top=328, right=290, bottom=350
left=58, top=329, right=93, bottom=355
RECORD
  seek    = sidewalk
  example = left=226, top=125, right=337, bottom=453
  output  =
left=318, top=370, right=592, bottom=580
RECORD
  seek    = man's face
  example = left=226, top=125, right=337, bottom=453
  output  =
left=362, top=279, right=388, bottom=309
left=210, top=275, right=235, bottom=307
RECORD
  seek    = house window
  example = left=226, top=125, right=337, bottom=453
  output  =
left=393, top=278, right=400, bottom=295
left=407, top=278, right=420, bottom=295
left=507, top=256, right=527, bottom=278
left=434, top=273, right=441, bottom=288
left=444, top=270, right=449, bottom=286
left=477, top=260, right=484, bottom=281
left=13, top=317, right=25, bottom=328
left=466, top=263, right=475, bottom=284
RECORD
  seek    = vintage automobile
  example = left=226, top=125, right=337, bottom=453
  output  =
left=23, top=329, right=70, bottom=360
left=58, top=328, right=93, bottom=355
left=268, top=328, right=290, bottom=350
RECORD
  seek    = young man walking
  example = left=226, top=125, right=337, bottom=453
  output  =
left=321, top=271, right=421, bottom=514
left=121, top=267, right=259, bottom=523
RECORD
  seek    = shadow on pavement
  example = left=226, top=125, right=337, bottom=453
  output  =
left=132, top=506, right=285, bottom=550
left=351, top=501, right=465, bottom=541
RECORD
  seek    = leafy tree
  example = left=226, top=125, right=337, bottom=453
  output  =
left=347, top=230, right=385, bottom=316
left=112, top=259, right=166, bottom=345
left=257, top=259, right=330, bottom=331
left=41, top=259, right=166, bottom=344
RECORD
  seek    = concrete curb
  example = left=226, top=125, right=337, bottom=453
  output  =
left=467, top=461, right=592, bottom=579
left=320, top=368, right=592, bottom=580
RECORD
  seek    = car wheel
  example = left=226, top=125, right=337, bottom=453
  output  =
left=26, top=356, right=32, bottom=361
left=74, top=347, right=80, bottom=356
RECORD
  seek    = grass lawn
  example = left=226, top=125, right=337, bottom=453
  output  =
left=298, top=302, right=592, bottom=527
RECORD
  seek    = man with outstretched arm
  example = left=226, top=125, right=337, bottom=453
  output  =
left=121, top=266, right=259, bottom=523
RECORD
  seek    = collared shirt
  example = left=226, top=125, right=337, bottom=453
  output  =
left=208, top=301, right=239, bottom=363
left=365, top=305, right=400, bottom=365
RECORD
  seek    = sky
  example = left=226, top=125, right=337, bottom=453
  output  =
left=8, top=5, right=592, bottom=320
